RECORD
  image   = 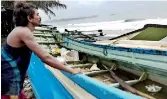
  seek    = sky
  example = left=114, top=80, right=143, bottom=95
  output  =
left=39, top=1, right=167, bottom=22
left=39, top=0, right=105, bottom=21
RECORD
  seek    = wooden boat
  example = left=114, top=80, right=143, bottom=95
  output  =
left=54, top=24, right=167, bottom=86
left=28, top=24, right=167, bottom=99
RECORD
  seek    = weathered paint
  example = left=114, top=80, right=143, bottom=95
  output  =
left=28, top=53, right=74, bottom=99
left=28, top=53, right=144, bottom=99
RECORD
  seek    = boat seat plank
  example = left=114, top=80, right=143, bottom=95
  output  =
left=94, top=40, right=167, bottom=51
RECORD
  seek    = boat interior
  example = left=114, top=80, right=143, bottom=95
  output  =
left=33, top=24, right=167, bottom=99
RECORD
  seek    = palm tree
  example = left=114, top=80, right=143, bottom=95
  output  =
left=1, top=1, right=66, bottom=39
left=1, top=0, right=67, bottom=16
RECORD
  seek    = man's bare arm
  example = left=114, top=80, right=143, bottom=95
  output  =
left=20, top=30, right=78, bottom=74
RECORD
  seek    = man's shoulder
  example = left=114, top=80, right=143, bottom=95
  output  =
left=14, top=27, right=32, bottom=37
left=15, top=27, right=31, bottom=33
left=13, top=27, right=32, bottom=39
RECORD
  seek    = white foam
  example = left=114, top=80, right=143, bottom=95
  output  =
left=57, top=18, right=167, bottom=32
left=67, top=20, right=125, bottom=26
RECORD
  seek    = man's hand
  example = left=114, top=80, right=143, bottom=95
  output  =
left=71, top=68, right=82, bottom=75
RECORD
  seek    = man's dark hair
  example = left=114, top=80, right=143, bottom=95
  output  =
left=13, top=2, right=37, bottom=26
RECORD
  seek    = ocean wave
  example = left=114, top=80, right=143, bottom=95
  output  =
left=57, top=18, right=167, bottom=32
left=67, top=20, right=125, bottom=27
left=124, top=19, right=145, bottom=22
left=45, top=15, right=98, bottom=23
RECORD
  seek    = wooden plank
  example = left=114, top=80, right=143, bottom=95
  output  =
left=103, top=65, right=155, bottom=99
left=69, top=63, right=93, bottom=68
left=94, top=40, right=167, bottom=50
left=34, top=34, right=53, bottom=37
left=84, top=70, right=108, bottom=76
left=37, top=42, right=65, bottom=44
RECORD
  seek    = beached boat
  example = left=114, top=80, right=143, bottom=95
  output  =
left=28, top=24, right=167, bottom=99
left=54, top=24, right=167, bottom=86
left=2, top=5, right=166, bottom=99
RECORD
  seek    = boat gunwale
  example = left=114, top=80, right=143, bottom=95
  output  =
left=63, top=37, right=167, bottom=56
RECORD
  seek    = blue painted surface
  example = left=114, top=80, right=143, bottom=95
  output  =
left=65, top=37, right=167, bottom=56
left=28, top=53, right=73, bottom=99
left=62, top=71, right=144, bottom=99
left=28, top=53, right=144, bottom=99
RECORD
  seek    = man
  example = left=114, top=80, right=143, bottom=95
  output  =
left=1, top=2, right=81, bottom=99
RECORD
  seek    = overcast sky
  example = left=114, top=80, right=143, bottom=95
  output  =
left=39, top=1, right=167, bottom=22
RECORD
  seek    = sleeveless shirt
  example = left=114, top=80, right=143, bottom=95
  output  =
left=1, top=42, right=32, bottom=95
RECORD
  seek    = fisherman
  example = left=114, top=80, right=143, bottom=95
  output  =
left=1, top=2, right=81, bottom=99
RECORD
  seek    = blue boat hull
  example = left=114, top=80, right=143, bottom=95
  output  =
left=28, top=53, right=143, bottom=99
left=28, top=53, right=73, bottom=99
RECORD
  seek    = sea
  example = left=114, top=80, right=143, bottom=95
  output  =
left=40, top=1, right=167, bottom=37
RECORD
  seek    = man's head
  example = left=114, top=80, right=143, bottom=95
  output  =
left=13, top=2, right=41, bottom=27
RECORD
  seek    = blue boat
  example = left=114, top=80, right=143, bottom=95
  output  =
left=28, top=24, right=167, bottom=99
left=28, top=53, right=144, bottom=99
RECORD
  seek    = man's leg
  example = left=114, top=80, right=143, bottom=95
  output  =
left=19, top=90, right=27, bottom=99
left=1, top=95, right=10, bottom=99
